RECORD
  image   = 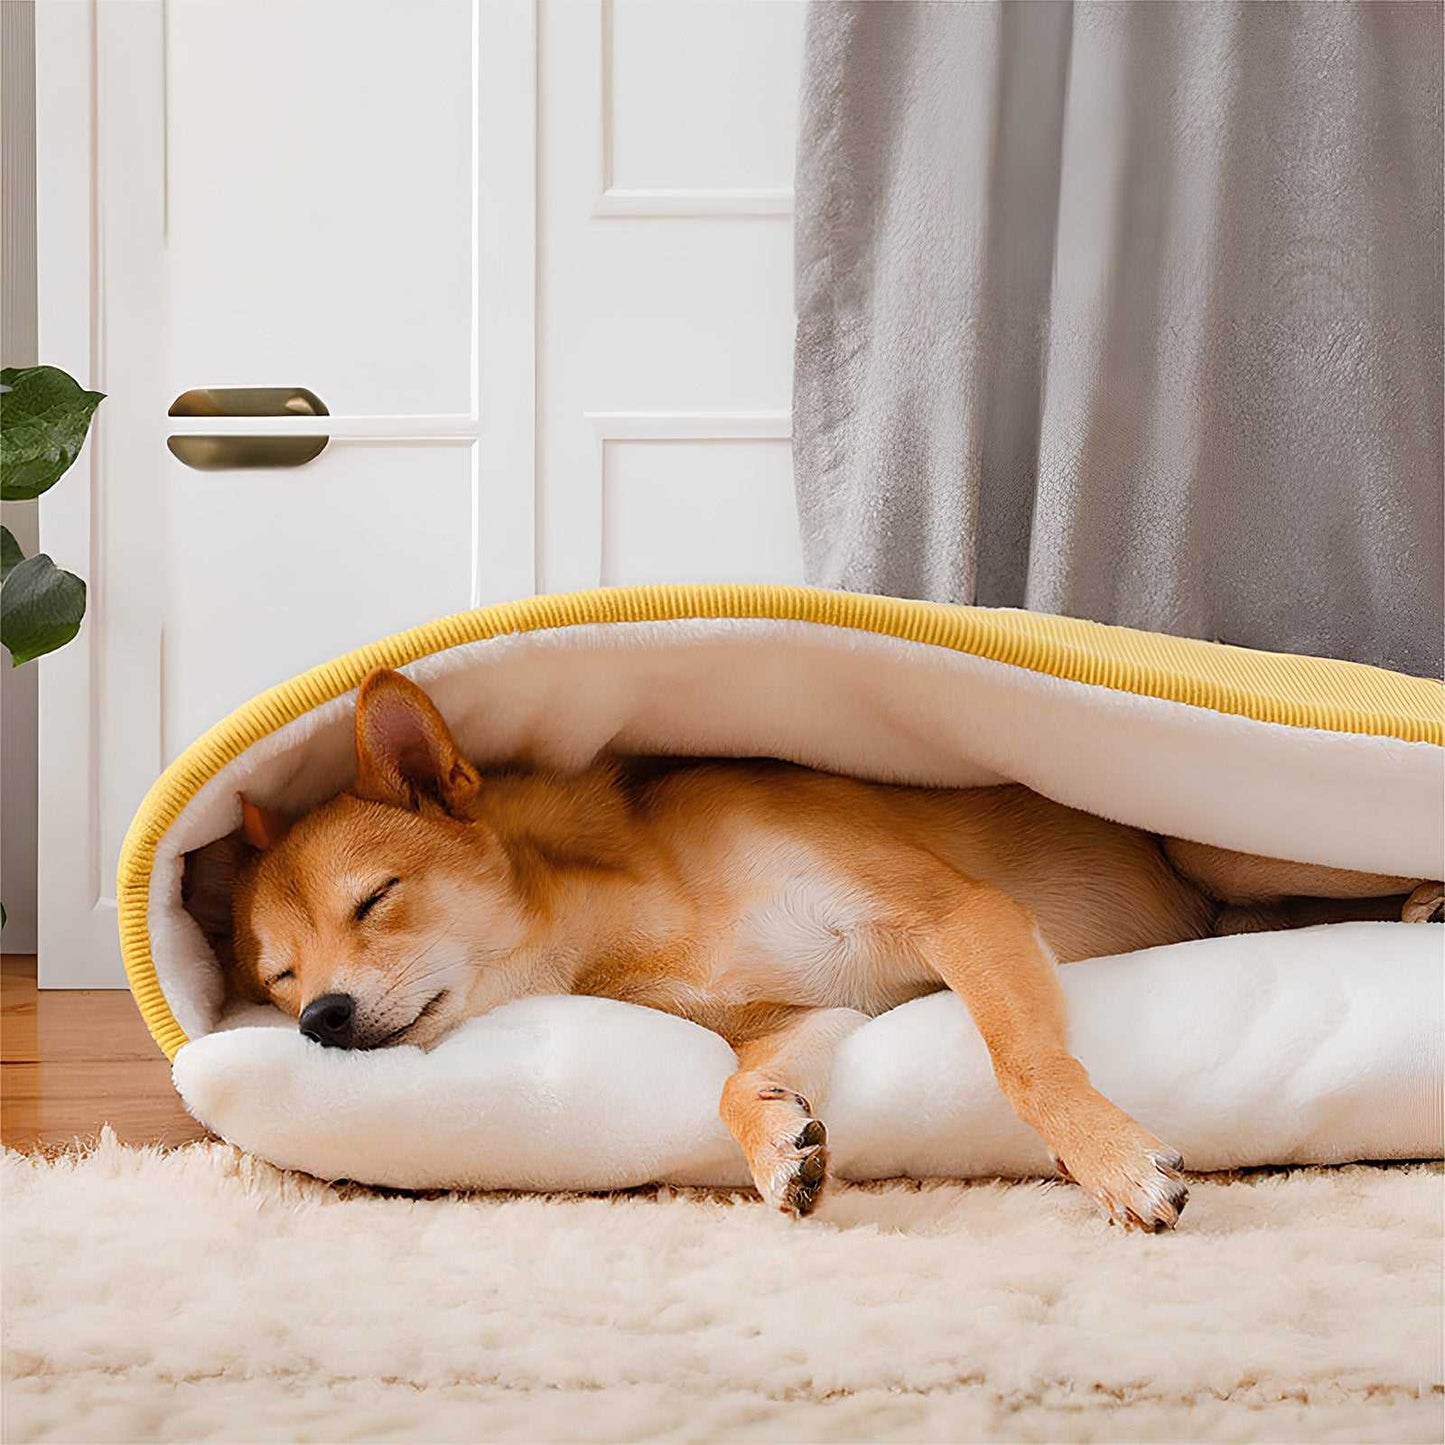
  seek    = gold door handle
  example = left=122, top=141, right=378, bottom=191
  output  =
left=167, top=387, right=329, bottom=470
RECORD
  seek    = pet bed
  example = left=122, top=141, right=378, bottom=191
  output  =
left=117, top=586, right=1445, bottom=1190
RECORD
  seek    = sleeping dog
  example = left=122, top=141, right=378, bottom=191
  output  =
left=184, top=668, right=1442, bottom=1231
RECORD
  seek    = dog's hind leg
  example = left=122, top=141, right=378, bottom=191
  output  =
left=1214, top=894, right=1416, bottom=935
left=718, top=1006, right=869, bottom=1217
left=917, top=878, right=1189, bottom=1232
left=1163, top=837, right=1431, bottom=918
left=1164, top=837, right=1441, bottom=929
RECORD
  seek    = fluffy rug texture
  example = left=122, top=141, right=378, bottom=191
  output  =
left=2, top=1137, right=1441, bottom=1444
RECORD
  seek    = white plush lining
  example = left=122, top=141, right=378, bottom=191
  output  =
left=147, top=619, right=1445, bottom=1187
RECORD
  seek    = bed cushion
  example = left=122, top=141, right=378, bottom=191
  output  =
left=117, top=585, right=1445, bottom=1189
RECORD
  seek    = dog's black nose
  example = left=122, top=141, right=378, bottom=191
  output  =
left=299, top=993, right=356, bottom=1049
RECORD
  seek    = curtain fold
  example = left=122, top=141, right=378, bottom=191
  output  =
left=794, top=1, right=1444, bottom=677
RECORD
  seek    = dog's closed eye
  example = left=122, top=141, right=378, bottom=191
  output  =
left=354, top=877, right=401, bottom=923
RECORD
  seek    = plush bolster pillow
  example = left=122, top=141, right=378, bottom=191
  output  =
left=173, top=922, right=1443, bottom=1193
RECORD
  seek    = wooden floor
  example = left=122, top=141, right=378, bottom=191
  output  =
left=1, top=955, right=209, bottom=1151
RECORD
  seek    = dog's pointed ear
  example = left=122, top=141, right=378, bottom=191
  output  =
left=239, top=795, right=291, bottom=852
left=352, top=668, right=482, bottom=816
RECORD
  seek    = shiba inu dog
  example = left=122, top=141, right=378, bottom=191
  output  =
left=184, top=668, right=1442, bottom=1232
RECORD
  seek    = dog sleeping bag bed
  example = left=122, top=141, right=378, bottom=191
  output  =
left=117, top=586, right=1445, bottom=1192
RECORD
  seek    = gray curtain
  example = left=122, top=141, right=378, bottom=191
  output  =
left=794, top=1, right=1443, bottom=678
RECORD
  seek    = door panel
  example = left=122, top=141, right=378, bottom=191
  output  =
left=166, top=0, right=474, bottom=414
left=602, top=437, right=802, bottom=586
left=608, top=0, right=804, bottom=197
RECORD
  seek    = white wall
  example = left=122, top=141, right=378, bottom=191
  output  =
left=1, top=0, right=38, bottom=953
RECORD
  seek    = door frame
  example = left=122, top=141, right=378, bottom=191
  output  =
left=35, top=0, right=165, bottom=987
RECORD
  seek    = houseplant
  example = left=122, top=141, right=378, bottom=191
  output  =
left=0, top=365, right=102, bottom=665
left=0, top=364, right=104, bottom=927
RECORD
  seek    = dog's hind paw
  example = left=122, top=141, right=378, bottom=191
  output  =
left=1403, top=882, right=1445, bottom=924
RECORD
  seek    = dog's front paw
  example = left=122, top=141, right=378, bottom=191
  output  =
left=746, top=1089, right=830, bottom=1217
left=1059, top=1127, right=1189, bottom=1233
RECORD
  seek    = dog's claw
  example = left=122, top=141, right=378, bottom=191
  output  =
left=797, top=1119, right=827, bottom=1149
left=791, top=1184, right=822, bottom=1215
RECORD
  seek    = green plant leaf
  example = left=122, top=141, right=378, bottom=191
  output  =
left=0, top=525, right=22, bottom=582
left=1, top=552, right=86, bottom=665
left=0, top=366, right=106, bottom=501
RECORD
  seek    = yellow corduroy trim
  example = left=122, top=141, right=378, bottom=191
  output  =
left=117, top=584, right=1445, bottom=1061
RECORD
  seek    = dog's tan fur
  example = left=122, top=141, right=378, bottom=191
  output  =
left=185, top=669, right=1437, bottom=1232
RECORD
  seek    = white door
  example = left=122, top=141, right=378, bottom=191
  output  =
left=35, top=0, right=805, bottom=985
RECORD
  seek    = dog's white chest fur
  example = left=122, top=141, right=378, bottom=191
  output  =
left=707, top=842, right=920, bottom=1013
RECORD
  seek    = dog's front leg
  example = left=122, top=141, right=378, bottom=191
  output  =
left=719, top=1007, right=868, bottom=1217
left=922, top=879, right=1189, bottom=1232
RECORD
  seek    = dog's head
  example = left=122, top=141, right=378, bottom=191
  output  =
left=213, top=669, right=524, bottom=1050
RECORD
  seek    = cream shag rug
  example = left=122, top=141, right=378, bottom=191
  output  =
left=2, top=1135, right=1441, bottom=1444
